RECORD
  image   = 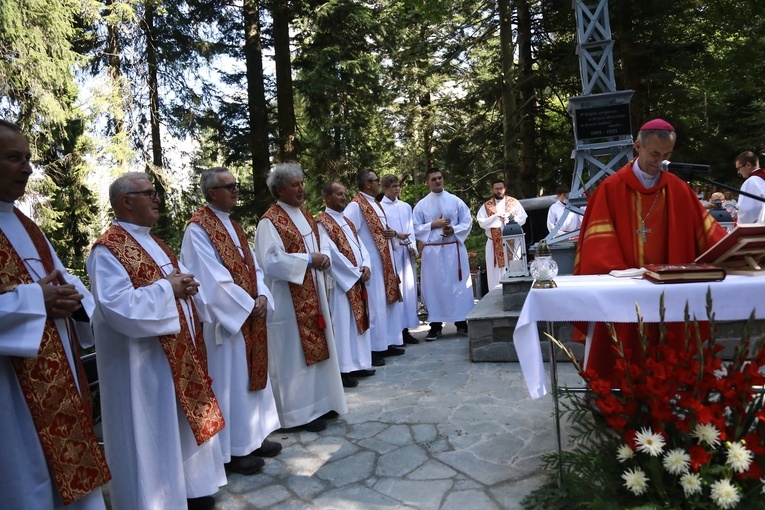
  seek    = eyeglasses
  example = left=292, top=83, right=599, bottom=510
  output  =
left=385, top=184, right=401, bottom=189
left=210, top=182, right=240, bottom=192
left=125, top=189, right=159, bottom=200
left=367, top=179, right=379, bottom=183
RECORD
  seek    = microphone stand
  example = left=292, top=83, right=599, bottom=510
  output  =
left=676, top=170, right=765, bottom=204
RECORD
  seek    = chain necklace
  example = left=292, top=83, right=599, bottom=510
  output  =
left=636, top=191, right=662, bottom=243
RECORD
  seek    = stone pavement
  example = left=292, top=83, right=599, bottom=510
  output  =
left=214, top=323, right=582, bottom=510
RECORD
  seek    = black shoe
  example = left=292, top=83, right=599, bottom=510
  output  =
left=321, top=410, right=339, bottom=420
left=425, top=328, right=442, bottom=341
left=188, top=495, right=216, bottom=510
left=455, top=321, right=468, bottom=335
left=341, top=373, right=359, bottom=388
left=251, top=439, right=282, bottom=458
left=303, top=418, right=327, bottom=432
left=350, top=369, right=376, bottom=377
left=383, top=345, right=405, bottom=357
left=402, top=330, right=420, bottom=344
left=371, top=356, right=385, bottom=366
left=225, top=455, right=265, bottom=475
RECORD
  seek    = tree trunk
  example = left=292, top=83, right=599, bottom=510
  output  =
left=516, top=0, right=537, bottom=198
left=418, top=26, right=433, bottom=174
left=143, top=2, right=170, bottom=236
left=271, top=0, right=296, bottom=162
left=614, top=3, right=643, bottom=130
left=106, top=0, right=124, bottom=138
left=243, top=0, right=272, bottom=215
left=499, top=0, right=519, bottom=193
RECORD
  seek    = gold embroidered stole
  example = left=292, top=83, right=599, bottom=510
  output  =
left=261, top=205, right=330, bottom=365
left=190, top=207, right=269, bottom=391
left=94, top=225, right=224, bottom=445
left=0, top=209, right=110, bottom=504
left=484, top=197, right=519, bottom=267
left=317, top=211, right=369, bottom=335
left=352, top=194, right=401, bottom=304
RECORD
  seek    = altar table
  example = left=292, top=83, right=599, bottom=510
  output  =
left=514, top=274, right=765, bottom=399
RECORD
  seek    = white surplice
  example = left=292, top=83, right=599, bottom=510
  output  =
left=344, top=193, right=403, bottom=350
left=380, top=196, right=420, bottom=329
left=180, top=205, right=280, bottom=461
left=476, top=197, right=528, bottom=290
left=737, top=173, right=765, bottom=224
left=253, top=201, right=348, bottom=428
left=0, top=202, right=106, bottom=510
left=413, top=190, right=475, bottom=322
left=319, top=207, right=373, bottom=372
left=87, top=221, right=226, bottom=510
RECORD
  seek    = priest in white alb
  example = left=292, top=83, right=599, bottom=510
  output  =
left=413, top=167, right=474, bottom=341
left=344, top=168, right=404, bottom=366
left=181, top=167, right=282, bottom=477
left=88, top=172, right=226, bottom=510
left=317, top=181, right=374, bottom=389
left=254, top=163, right=348, bottom=433
left=0, top=120, right=110, bottom=510
left=476, top=178, right=527, bottom=290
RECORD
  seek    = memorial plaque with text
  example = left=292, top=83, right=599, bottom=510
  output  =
left=574, top=104, right=632, bottom=140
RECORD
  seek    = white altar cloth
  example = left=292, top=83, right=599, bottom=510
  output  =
left=514, top=274, right=765, bottom=399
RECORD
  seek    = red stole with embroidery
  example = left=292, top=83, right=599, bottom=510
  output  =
left=484, top=197, right=519, bottom=267
left=351, top=194, right=401, bottom=304
left=317, top=211, right=369, bottom=334
left=189, top=206, right=269, bottom=391
left=261, top=205, right=330, bottom=365
left=0, top=208, right=110, bottom=504
left=94, top=225, right=225, bottom=445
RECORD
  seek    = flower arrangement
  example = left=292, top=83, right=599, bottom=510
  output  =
left=524, top=292, right=765, bottom=509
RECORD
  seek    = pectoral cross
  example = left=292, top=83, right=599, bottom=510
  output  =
left=637, top=222, right=651, bottom=243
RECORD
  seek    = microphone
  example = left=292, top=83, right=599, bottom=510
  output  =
left=660, top=160, right=711, bottom=173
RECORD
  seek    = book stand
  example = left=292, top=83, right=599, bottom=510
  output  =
left=696, top=224, right=765, bottom=275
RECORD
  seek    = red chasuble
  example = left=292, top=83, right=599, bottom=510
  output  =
left=95, top=225, right=225, bottom=445
left=483, top=196, right=521, bottom=267
left=351, top=193, right=402, bottom=304
left=317, top=211, right=369, bottom=334
left=0, top=209, right=111, bottom=504
left=574, top=161, right=726, bottom=380
left=261, top=204, right=330, bottom=366
left=189, top=206, right=269, bottom=391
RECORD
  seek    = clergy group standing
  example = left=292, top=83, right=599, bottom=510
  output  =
left=476, top=178, right=528, bottom=290
left=254, top=163, right=348, bottom=433
left=88, top=172, right=227, bottom=510
left=413, top=167, right=475, bottom=341
left=344, top=169, right=405, bottom=365
left=317, top=182, right=375, bottom=388
left=0, top=120, right=110, bottom=510
left=181, top=167, right=282, bottom=477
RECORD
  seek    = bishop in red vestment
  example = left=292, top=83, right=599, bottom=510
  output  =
left=574, top=119, right=726, bottom=380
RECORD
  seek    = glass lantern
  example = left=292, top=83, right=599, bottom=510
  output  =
left=502, top=220, right=529, bottom=277
left=530, top=240, right=558, bottom=288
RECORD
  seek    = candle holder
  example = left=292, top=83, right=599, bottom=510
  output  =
left=530, top=240, right=558, bottom=289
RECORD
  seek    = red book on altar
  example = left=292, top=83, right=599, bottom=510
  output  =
left=642, top=263, right=726, bottom=284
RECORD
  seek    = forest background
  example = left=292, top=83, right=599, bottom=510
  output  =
left=1, top=0, right=764, bottom=275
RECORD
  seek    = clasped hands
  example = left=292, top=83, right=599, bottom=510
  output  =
left=311, top=252, right=330, bottom=272
left=166, top=269, right=200, bottom=300
left=38, top=270, right=84, bottom=318
left=432, top=214, right=453, bottom=236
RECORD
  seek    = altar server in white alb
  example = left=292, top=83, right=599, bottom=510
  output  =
left=88, top=172, right=226, bottom=510
left=546, top=185, right=582, bottom=236
left=317, top=181, right=375, bottom=388
left=734, top=151, right=765, bottom=224
left=344, top=168, right=405, bottom=366
left=476, top=178, right=527, bottom=290
left=254, top=163, right=348, bottom=433
left=379, top=174, right=420, bottom=345
left=181, top=167, right=282, bottom=477
left=413, top=167, right=474, bottom=341
left=0, top=120, right=110, bottom=510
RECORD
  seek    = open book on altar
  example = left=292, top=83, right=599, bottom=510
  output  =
left=695, top=224, right=765, bottom=275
